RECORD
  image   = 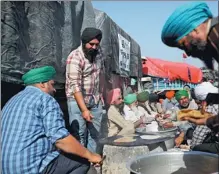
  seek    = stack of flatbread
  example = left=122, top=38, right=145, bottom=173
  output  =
left=177, top=109, right=211, bottom=121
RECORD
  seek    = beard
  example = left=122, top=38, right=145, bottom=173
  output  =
left=115, top=102, right=124, bottom=111
left=181, top=102, right=189, bottom=108
left=185, top=37, right=207, bottom=58
left=130, top=105, right=139, bottom=115
left=82, top=45, right=98, bottom=63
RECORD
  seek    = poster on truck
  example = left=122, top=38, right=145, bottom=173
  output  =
left=118, top=33, right=130, bottom=72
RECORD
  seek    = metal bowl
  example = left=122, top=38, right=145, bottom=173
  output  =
left=136, top=126, right=178, bottom=135
left=136, top=127, right=178, bottom=149
left=127, top=151, right=219, bottom=174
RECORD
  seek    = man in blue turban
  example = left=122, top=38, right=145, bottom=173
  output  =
left=161, top=2, right=218, bottom=70
left=2, top=66, right=103, bottom=174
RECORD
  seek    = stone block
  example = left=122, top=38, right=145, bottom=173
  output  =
left=101, top=142, right=167, bottom=174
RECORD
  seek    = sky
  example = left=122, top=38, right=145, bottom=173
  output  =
left=92, top=1, right=218, bottom=69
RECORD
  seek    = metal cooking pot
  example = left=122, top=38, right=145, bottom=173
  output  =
left=136, top=127, right=178, bottom=149
left=127, top=151, right=219, bottom=174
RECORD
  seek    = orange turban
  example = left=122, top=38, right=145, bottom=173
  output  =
left=107, top=88, right=121, bottom=105
left=165, top=90, right=175, bottom=99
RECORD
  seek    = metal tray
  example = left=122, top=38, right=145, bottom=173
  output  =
left=136, top=126, right=178, bottom=135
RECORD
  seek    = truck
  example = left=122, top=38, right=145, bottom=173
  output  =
left=141, top=57, right=203, bottom=92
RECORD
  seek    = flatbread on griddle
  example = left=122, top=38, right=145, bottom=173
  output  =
left=140, top=135, right=161, bottom=140
left=123, top=134, right=138, bottom=137
left=114, top=136, right=136, bottom=143
left=177, top=109, right=211, bottom=121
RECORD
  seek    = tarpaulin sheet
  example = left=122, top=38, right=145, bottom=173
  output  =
left=1, top=1, right=96, bottom=88
left=94, top=9, right=142, bottom=78
left=142, top=57, right=203, bottom=83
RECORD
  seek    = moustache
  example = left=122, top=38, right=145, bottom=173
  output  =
left=185, top=39, right=207, bottom=58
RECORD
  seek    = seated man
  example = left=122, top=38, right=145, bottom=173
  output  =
left=184, top=113, right=219, bottom=154
left=137, top=91, right=155, bottom=123
left=146, top=93, right=160, bottom=115
left=162, top=90, right=178, bottom=113
left=123, top=93, right=144, bottom=123
left=107, top=88, right=144, bottom=137
left=163, top=90, right=198, bottom=146
left=164, top=90, right=198, bottom=120
left=137, top=91, right=160, bottom=131
left=1, top=66, right=102, bottom=174
left=181, top=82, right=218, bottom=153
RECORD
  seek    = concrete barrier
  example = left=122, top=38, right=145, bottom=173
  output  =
left=101, top=142, right=167, bottom=174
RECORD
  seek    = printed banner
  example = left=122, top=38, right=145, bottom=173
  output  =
left=118, top=34, right=130, bottom=72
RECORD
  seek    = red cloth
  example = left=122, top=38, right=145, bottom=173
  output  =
left=142, top=57, right=203, bottom=83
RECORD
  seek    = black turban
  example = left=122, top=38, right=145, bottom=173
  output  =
left=149, top=93, right=159, bottom=103
left=81, top=27, right=102, bottom=44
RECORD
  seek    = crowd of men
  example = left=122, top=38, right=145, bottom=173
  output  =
left=1, top=1, right=218, bottom=174
left=107, top=82, right=219, bottom=153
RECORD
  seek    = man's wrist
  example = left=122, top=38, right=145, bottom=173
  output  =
left=84, top=149, right=92, bottom=160
left=82, top=109, right=89, bottom=113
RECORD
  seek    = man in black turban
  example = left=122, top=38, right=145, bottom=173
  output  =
left=81, top=27, right=102, bottom=62
left=65, top=27, right=104, bottom=154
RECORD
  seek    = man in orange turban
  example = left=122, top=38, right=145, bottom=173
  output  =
left=162, top=90, right=178, bottom=113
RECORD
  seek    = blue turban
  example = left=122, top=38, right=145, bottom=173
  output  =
left=161, top=2, right=213, bottom=47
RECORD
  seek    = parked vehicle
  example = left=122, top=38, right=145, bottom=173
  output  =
left=141, top=57, right=203, bottom=92
left=151, top=78, right=197, bottom=92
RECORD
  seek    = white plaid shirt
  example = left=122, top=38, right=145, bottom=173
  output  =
left=190, top=104, right=218, bottom=148
left=190, top=125, right=211, bottom=148
left=205, top=104, right=219, bottom=116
